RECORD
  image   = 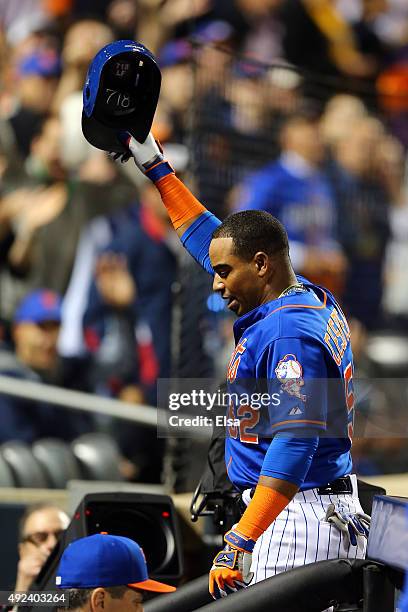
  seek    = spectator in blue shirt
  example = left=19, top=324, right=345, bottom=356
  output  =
left=233, top=113, right=346, bottom=295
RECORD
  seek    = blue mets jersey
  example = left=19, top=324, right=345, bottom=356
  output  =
left=181, top=214, right=354, bottom=492
left=225, top=277, right=354, bottom=491
left=234, top=157, right=337, bottom=250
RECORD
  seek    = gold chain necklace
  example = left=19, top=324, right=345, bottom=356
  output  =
left=278, top=283, right=304, bottom=298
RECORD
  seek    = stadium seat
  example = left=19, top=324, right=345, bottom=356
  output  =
left=32, top=438, right=82, bottom=489
left=0, top=452, right=15, bottom=487
left=0, top=441, right=48, bottom=488
left=71, top=432, right=124, bottom=481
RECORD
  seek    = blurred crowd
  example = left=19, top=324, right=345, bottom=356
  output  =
left=0, top=0, right=408, bottom=483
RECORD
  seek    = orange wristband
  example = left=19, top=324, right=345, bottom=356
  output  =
left=236, top=485, right=290, bottom=541
left=156, top=174, right=206, bottom=230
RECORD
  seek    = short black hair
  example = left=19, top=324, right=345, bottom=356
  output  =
left=59, top=586, right=128, bottom=610
left=212, top=210, right=289, bottom=261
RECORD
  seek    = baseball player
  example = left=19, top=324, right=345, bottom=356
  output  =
left=114, top=133, right=370, bottom=600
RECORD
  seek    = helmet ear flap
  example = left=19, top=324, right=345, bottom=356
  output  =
left=82, top=40, right=161, bottom=152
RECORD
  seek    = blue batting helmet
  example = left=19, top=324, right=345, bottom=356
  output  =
left=82, top=40, right=161, bottom=152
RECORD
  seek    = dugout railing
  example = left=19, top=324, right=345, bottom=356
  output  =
left=0, top=373, right=212, bottom=492
left=0, top=373, right=212, bottom=438
left=144, top=559, right=400, bottom=612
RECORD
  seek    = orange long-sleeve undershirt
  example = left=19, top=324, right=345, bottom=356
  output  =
left=155, top=173, right=207, bottom=230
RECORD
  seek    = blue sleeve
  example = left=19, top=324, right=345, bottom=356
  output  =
left=260, top=431, right=319, bottom=487
left=256, top=337, right=328, bottom=433
left=180, top=212, right=221, bottom=275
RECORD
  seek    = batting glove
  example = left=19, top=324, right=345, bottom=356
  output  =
left=209, top=527, right=254, bottom=599
left=325, top=504, right=371, bottom=546
left=111, top=132, right=174, bottom=182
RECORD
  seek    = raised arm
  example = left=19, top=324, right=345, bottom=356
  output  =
left=120, top=133, right=220, bottom=275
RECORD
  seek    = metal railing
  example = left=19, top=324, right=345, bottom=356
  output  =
left=0, top=374, right=211, bottom=439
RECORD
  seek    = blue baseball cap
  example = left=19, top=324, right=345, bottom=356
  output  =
left=158, top=40, right=192, bottom=68
left=56, top=534, right=176, bottom=593
left=14, top=290, right=62, bottom=324
left=18, top=49, right=62, bottom=78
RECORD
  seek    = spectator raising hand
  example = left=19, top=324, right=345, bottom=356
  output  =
left=0, top=188, right=33, bottom=234
left=6, top=183, right=67, bottom=270
left=16, top=503, right=69, bottom=592
left=95, top=252, right=136, bottom=309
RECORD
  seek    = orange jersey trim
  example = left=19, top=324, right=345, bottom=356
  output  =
left=272, top=419, right=326, bottom=428
left=265, top=290, right=328, bottom=321
left=226, top=456, right=232, bottom=478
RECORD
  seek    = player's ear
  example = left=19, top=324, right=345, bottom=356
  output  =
left=91, top=588, right=105, bottom=610
left=253, top=252, right=268, bottom=276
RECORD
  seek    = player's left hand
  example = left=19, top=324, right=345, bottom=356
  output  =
left=325, top=504, right=371, bottom=546
left=209, top=527, right=254, bottom=599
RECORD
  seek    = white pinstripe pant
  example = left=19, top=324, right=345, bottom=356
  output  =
left=243, top=475, right=366, bottom=584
